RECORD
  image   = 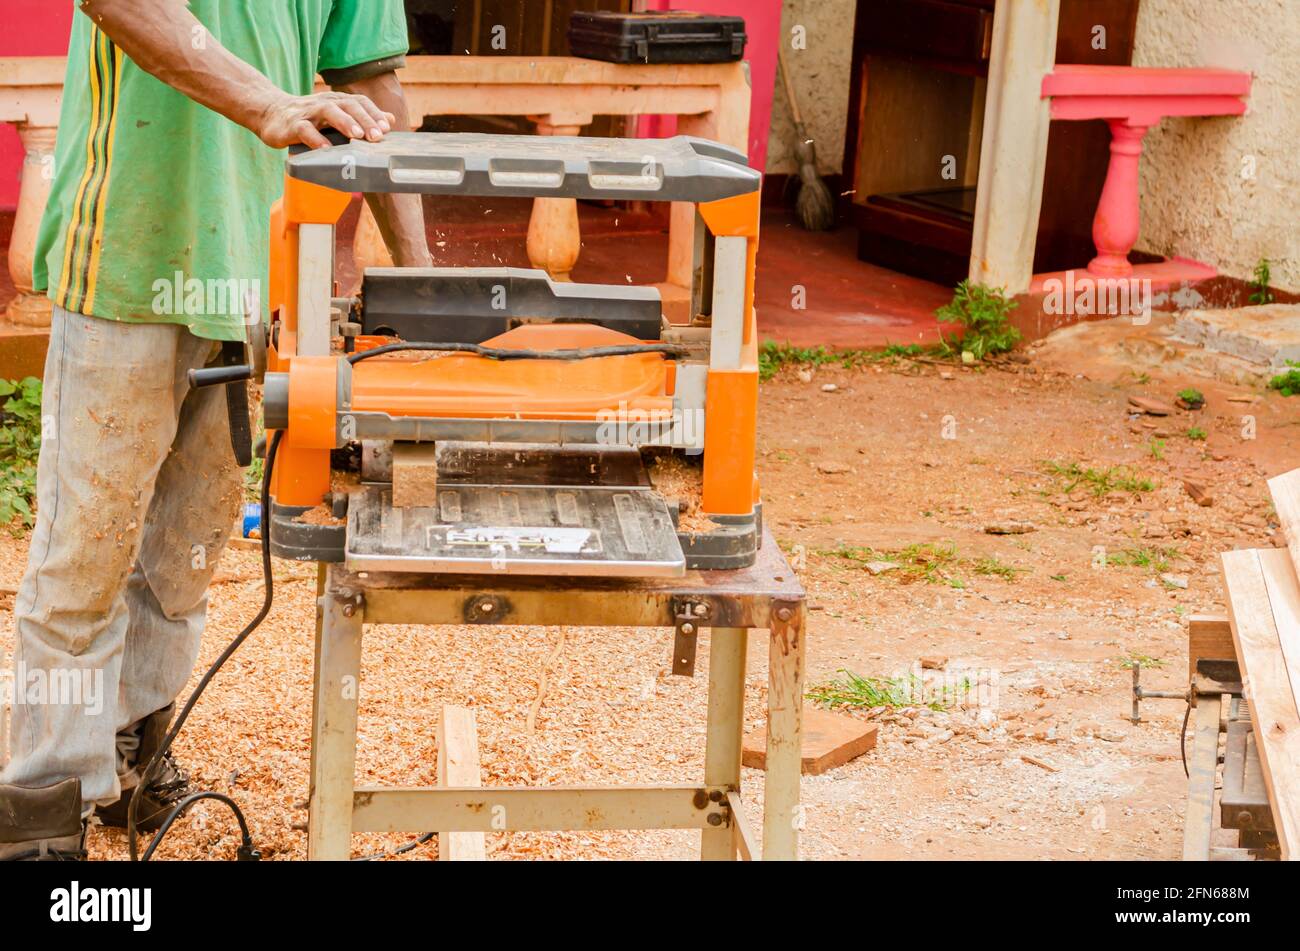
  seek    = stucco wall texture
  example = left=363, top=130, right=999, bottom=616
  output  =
left=1133, top=0, right=1299, bottom=290
left=764, top=0, right=856, bottom=177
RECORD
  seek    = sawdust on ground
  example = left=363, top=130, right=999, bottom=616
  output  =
left=1, top=319, right=1297, bottom=860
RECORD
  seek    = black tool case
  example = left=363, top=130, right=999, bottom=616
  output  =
left=567, top=11, right=747, bottom=64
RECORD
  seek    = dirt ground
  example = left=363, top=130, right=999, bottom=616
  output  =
left=1, top=313, right=1296, bottom=861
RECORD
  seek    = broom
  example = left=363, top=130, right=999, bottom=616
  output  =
left=777, top=46, right=835, bottom=232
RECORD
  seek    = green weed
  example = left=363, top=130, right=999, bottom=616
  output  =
left=1269, top=361, right=1300, bottom=397
left=1042, top=460, right=1156, bottom=496
left=807, top=669, right=950, bottom=711
left=1249, top=259, right=1275, bottom=305
left=0, top=377, right=42, bottom=531
left=935, top=281, right=1021, bottom=361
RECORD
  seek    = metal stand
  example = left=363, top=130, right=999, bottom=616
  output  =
left=306, top=530, right=805, bottom=861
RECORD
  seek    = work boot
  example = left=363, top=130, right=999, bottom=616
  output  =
left=95, top=704, right=194, bottom=833
left=0, top=778, right=88, bottom=861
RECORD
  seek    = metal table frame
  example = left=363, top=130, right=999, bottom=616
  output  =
left=306, top=531, right=805, bottom=861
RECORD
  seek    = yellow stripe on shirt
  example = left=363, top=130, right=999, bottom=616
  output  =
left=81, top=41, right=125, bottom=315
left=68, top=31, right=120, bottom=314
left=55, top=27, right=106, bottom=309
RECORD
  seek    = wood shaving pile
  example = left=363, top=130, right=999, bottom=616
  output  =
left=646, top=453, right=717, bottom=534
left=297, top=506, right=345, bottom=527
left=0, top=537, right=768, bottom=861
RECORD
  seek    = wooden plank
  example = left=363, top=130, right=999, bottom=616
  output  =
left=1267, top=468, right=1300, bottom=581
left=391, top=443, right=439, bottom=508
left=437, top=705, right=486, bottom=861
left=742, top=705, right=878, bottom=776
left=1222, top=549, right=1300, bottom=860
left=1187, top=614, right=1235, bottom=683
left=1182, top=694, right=1225, bottom=861
left=352, top=785, right=724, bottom=833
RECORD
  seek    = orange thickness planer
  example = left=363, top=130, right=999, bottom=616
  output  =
left=208, top=132, right=763, bottom=578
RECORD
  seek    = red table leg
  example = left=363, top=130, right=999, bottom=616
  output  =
left=1087, top=119, right=1149, bottom=278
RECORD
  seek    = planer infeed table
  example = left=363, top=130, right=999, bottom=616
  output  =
left=206, top=131, right=808, bottom=860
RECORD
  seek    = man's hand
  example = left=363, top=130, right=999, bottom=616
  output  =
left=255, top=91, right=395, bottom=150
left=80, top=0, right=398, bottom=152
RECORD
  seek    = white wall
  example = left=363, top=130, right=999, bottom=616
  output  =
left=764, top=0, right=856, bottom=176
left=1133, top=0, right=1300, bottom=289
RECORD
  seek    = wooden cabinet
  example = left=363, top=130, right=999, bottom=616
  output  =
left=843, top=0, right=1140, bottom=286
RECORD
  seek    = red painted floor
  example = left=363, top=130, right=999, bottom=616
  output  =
left=1, top=202, right=948, bottom=352
left=753, top=210, right=949, bottom=348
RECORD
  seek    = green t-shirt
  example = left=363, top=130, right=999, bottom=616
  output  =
left=34, top=1, right=408, bottom=341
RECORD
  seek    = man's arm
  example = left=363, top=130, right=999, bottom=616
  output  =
left=331, top=71, right=432, bottom=268
left=80, top=0, right=390, bottom=148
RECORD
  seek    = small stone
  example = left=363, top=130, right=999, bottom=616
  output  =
left=920, top=655, right=948, bottom=670
left=821, top=383, right=839, bottom=393
left=984, top=522, right=1036, bottom=535
left=817, top=461, right=851, bottom=475
left=1127, top=395, right=1175, bottom=416
left=1182, top=480, right=1214, bottom=507
left=1159, top=573, right=1189, bottom=589
left=797, top=368, right=814, bottom=384
left=863, top=561, right=901, bottom=576
left=975, top=817, right=993, bottom=829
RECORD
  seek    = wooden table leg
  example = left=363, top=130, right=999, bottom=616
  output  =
left=763, top=600, right=805, bottom=860
left=701, top=626, right=748, bottom=861
left=5, top=124, right=57, bottom=327
left=308, top=565, right=365, bottom=861
left=527, top=116, right=589, bottom=282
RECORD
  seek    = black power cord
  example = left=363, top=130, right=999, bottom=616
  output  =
left=347, top=340, right=688, bottom=365
left=129, top=429, right=437, bottom=862
left=1179, top=703, right=1191, bottom=779
left=128, top=429, right=285, bottom=862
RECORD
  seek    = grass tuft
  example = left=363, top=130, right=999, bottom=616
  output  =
left=1118, top=653, right=1165, bottom=670
left=807, top=669, right=952, bottom=711
left=1107, top=546, right=1181, bottom=574
left=1042, top=460, right=1156, bottom=496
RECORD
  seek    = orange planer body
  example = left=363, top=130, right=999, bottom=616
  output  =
left=257, top=132, right=763, bottom=573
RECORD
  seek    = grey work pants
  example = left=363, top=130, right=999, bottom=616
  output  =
left=2, top=307, right=242, bottom=807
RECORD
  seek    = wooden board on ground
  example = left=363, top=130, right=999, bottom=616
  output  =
left=392, top=443, right=439, bottom=508
left=742, top=705, right=877, bottom=776
left=1268, top=468, right=1300, bottom=580
left=437, top=704, right=486, bottom=861
left=1187, top=614, right=1235, bottom=683
left=1221, top=549, right=1300, bottom=860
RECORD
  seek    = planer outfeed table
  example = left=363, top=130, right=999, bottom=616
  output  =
left=241, top=131, right=805, bottom=859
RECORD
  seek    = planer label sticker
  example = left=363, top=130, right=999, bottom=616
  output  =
left=429, top=525, right=601, bottom=556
